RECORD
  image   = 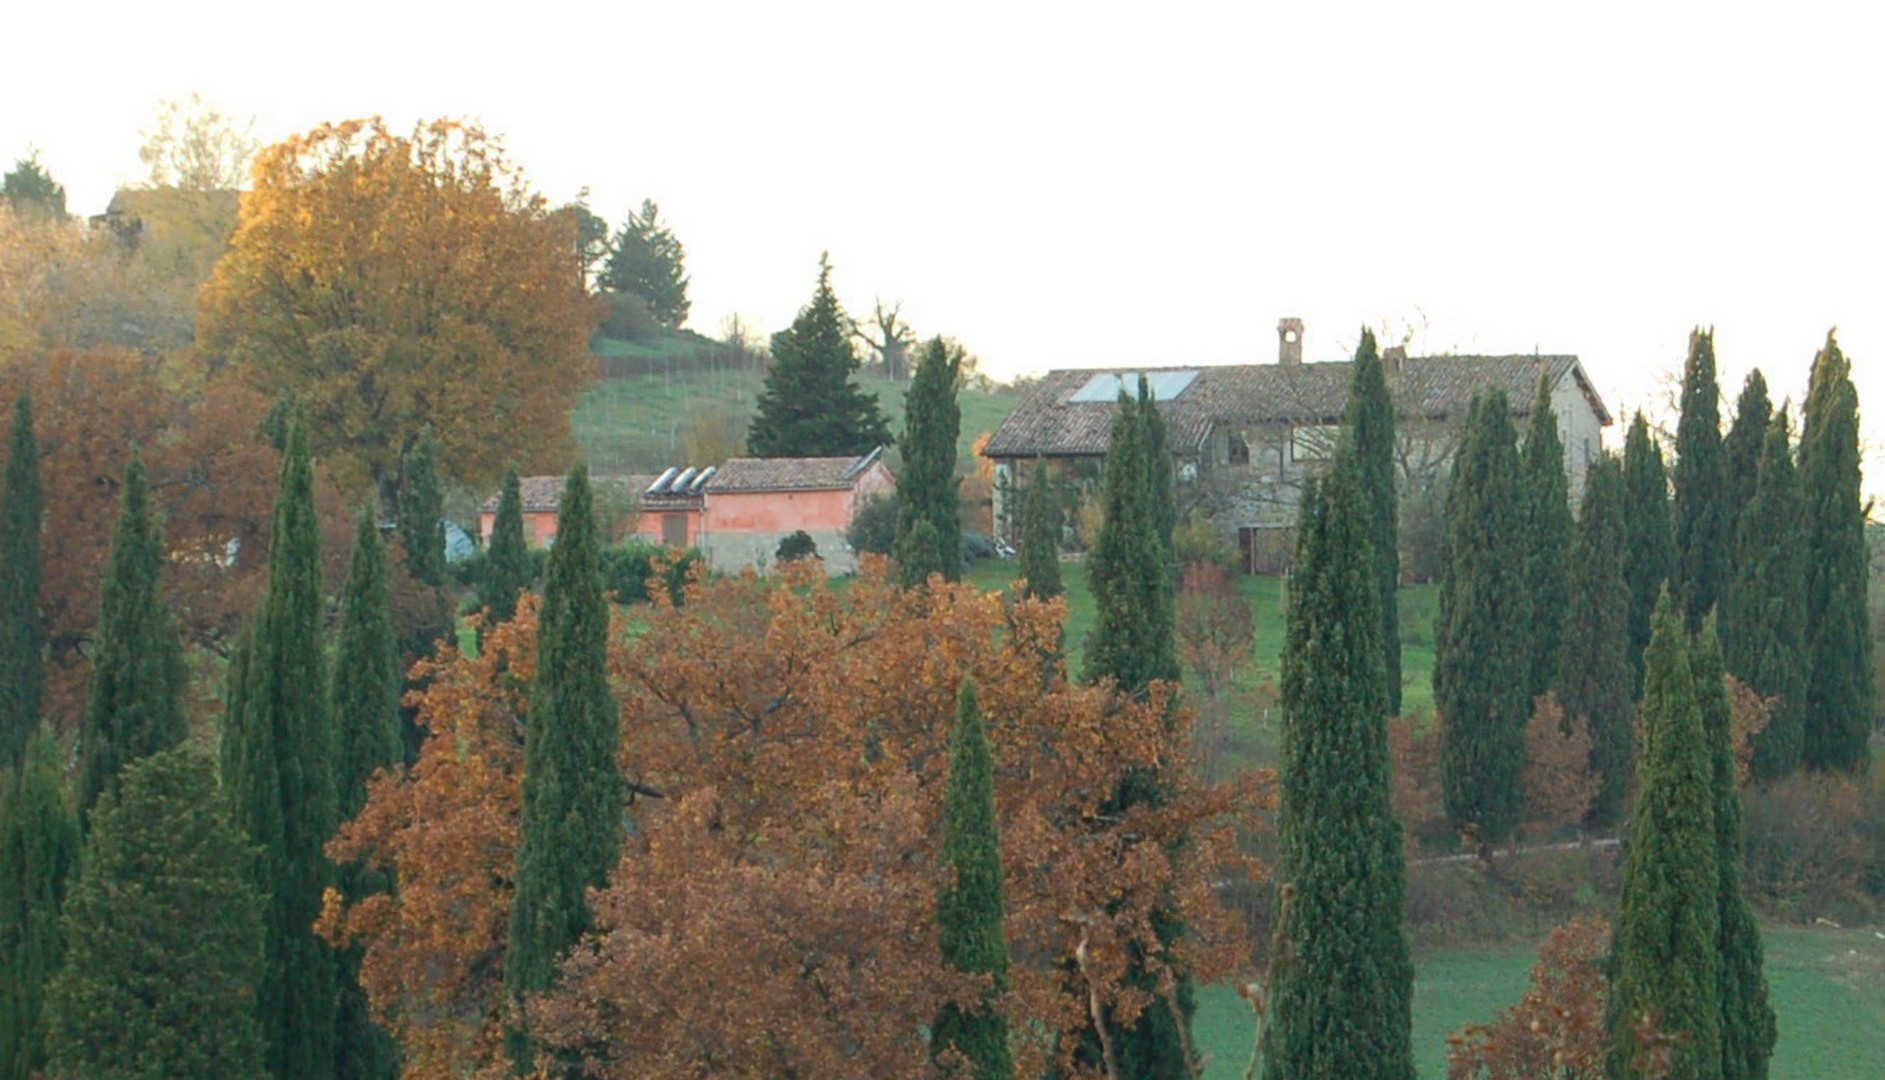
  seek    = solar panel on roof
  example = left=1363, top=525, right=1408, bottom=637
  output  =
left=1068, top=370, right=1198, bottom=403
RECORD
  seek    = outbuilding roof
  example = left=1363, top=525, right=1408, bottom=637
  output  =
left=478, top=473, right=702, bottom=514
left=703, top=448, right=886, bottom=493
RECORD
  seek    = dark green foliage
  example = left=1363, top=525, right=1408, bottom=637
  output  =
left=1722, top=416, right=1806, bottom=781
left=45, top=747, right=264, bottom=1080
left=595, top=541, right=700, bottom=606
left=1606, top=591, right=1720, bottom=1080
left=775, top=529, right=818, bottom=563
left=77, top=452, right=187, bottom=827
left=747, top=254, right=891, bottom=458
left=896, top=337, right=964, bottom=585
left=1345, top=328, right=1402, bottom=715
left=1139, top=380, right=1177, bottom=576
left=1266, top=452, right=1414, bottom=1080
left=1020, top=460, right=1063, bottom=602
left=1691, top=620, right=1776, bottom=1080
left=932, top=682, right=1014, bottom=1080
left=1673, top=329, right=1729, bottom=628
left=1556, top=455, right=1634, bottom=829
left=600, top=199, right=690, bottom=328
left=0, top=728, right=80, bottom=1080
left=1435, top=392, right=1531, bottom=843
left=2, top=155, right=65, bottom=221
left=505, top=466, right=622, bottom=1070
left=218, top=420, right=337, bottom=1080
left=1083, top=385, right=1179, bottom=694
left=1622, top=412, right=1675, bottom=694
left=0, top=395, right=43, bottom=769
left=478, top=468, right=534, bottom=628
left=894, top=518, right=946, bottom=585
left=397, top=431, right=447, bottom=588
left=1798, top=332, right=1873, bottom=773
left=847, top=493, right=900, bottom=556
left=1722, top=370, right=1771, bottom=553
left=1521, top=375, right=1572, bottom=699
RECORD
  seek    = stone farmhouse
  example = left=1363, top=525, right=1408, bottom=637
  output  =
left=981, top=319, right=1611, bottom=574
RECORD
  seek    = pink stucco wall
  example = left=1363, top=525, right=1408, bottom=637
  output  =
left=479, top=508, right=699, bottom=549
left=701, top=461, right=894, bottom=536
left=630, top=507, right=703, bottom=547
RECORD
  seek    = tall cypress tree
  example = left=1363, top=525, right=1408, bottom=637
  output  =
left=1019, top=460, right=1062, bottom=602
left=479, top=468, right=533, bottom=629
left=1555, top=455, right=1634, bottom=829
left=1721, top=415, right=1807, bottom=781
left=1691, top=619, right=1777, bottom=1080
left=1521, top=374, right=1573, bottom=699
left=747, top=253, right=891, bottom=458
left=1266, top=451, right=1413, bottom=1080
left=0, top=394, right=43, bottom=768
left=1435, top=392, right=1532, bottom=844
left=1722, top=370, right=1771, bottom=556
left=0, top=727, right=81, bottom=1080
left=1672, top=328, right=1729, bottom=628
left=45, top=747, right=265, bottom=1080
left=1606, top=590, right=1720, bottom=1080
left=1345, top=329, right=1402, bottom=715
left=1621, top=412, right=1675, bottom=693
left=1084, top=387, right=1178, bottom=693
left=76, top=452, right=188, bottom=828
left=504, top=465, right=622, bottom=1071
left=1139, top=378, right=1177, bottom=578
left=932, top=681, right=1013, bottom=1080
left=1798, top=331, right=1873, bottom=773
left=218, top=420, right=337, bottom=1080
left=896, top=337, right=963, bottom=585
left=397, top=431, right=446, bottom=589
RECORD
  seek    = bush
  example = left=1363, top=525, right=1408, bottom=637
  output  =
left=960, top=530, right=998, bottom=562
left=1742, top=771, right=1877, bottom=924
left=597, top=540, right=701, bottom=605
left=848, top=494, right=900, bottom=556
left=1173, top=510, right=1237, bottom=575
left=596, top=290, right=659, bottom=343
left=776, top=530, right=818, bottom=563
left=451, top=546, right=548, bottom=593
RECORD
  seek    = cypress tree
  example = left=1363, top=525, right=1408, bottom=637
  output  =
left=1019, top=460, right=1063, bottom=602
left=0, top=394, right=43, bottom=768
left=504, top=465, right=622, bottom=1071
left=1798, top=331, right=1872, bottom=773
left=1139, top=378, right=1177, bottom=576
left=479, top=467, right=534, bottom=629
left=397, top=431, right=446, bottom=589
left=1521, top=374, right=1573, bottom=699
left=932, top=681, right=1013, bottom=1080
left=1555, top=455, right=1635, bottom=829
left=1606, top=590, right=1720, bottom=1080
left=1691, top=619, right=1777, bottom=1080
left=893, top=518, right=946, bottom=585
left=1672, top=328, right=1729, bottom=628
left=896, top=337, right=964, bottom=585
left=218, top=420, right=338, bottom=1080
left=1345, top=328, right=1402, bottom=715
left=45, top=747, right=265, bottom=1080
left=76, top=452, right=188, bottom=828
left=1084, top=386, right=1178, bottom=693
left=1265, top=452, right=1414, bottom=1080
left=1435, top=392, right=1531, bottom=844
left=1721, top=415, right=1806, bottom=781
left=0, top=727, right=81, bottom=1080
left=1722, top=370, right=1771, bottom=553
left=1621, top=412, right=1675, bottom=693
left=747, top=253, right=891, bottom=458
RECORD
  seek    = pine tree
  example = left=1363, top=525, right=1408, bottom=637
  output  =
left=1722, top=370, right=1771, bottom=556
left=932, top=681, right=1014, bottom=1080
left=1621, top=412, right=1675, bottom=694
left=1798, top=331, right=1873, bottom=773
left=218, top=420, right=338, bottom=1080
left=1266, top=452, right=1414, bottom=1080
left=2, top=154, right=66, bottom=222
left=504, top=465, right=622, bottom=1071
left=0, top=395, right=43, bottom=769
left=1691, top=619, right=1776, bottom=1080
left=0, top=727, right=81, bottom=1080
left=1345, top=328, right=1402, bottom=715
left=76, top=452, right=188, bottom=828
left=1606, top=590, right=1720, bottom=1080
left=1721, top=415, right=1806, bottom=781
left=397, top=431, right=446, bottom=589
left=478, top=467, right=534, bottom=629
left=599, top=198, right=690, bottom=328
left=1084, top=385, right=1178, bottom=694
left=747, top=254, right=891, bottom=458
left=1019, top=460, right=1063, bottom=602
left=1521, top=374, right=1572, bottom=698
left=1555, top=455, right=1635, bottom=829
left=1436, top=392, right=1532, bottom=844
left=896, top=337, right=963, bottom=585
left=45, top=747, right=265, bottom=1080
left=1672, top=329, right=1729, bottom=629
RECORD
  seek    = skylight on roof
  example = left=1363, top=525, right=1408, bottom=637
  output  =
left=1069, top=370, right=1199, bottom=403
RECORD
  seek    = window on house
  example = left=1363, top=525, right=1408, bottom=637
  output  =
left=1227, top=432, right=1250, bottom=465
left=1289, top=424, right=1341, bottom=463
left=662, top=513, right=688, bottom=547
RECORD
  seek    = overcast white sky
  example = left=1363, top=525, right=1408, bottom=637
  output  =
left=6, top=1, right=1881, bottom=483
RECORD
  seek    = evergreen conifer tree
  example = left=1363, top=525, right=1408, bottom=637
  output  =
left=505, top=465, right=622, bottom=1071
left=1798, top=331, right=1873, bottom=773
left=1722, top=370, right=1771, bottom=554
left=1265, top=451, right=1414, bottom=1080
left=1345, top=329, right=1402, bottom=714
left=0, top=395, right=43, bottom=768
left=932, top=681, right=1014, bottom=1080
left=600, top=198, right=690, bottom=328
left=1139, top=380, right=1177, bottom=576
left=218, top=420, right=338, bottom=1080
left=1084, top=386, right=1178, bottom=693
left=896, top=337, right=963, bottom=585
left=0, top=727, right=81, bottom=1080
left=45, top=747, right=265, bottom=1080
left=1019, top=460, right=1063, bottom=602
left=1621, top=412, right=1675, bottom=693
left=1521, top=374, right=1572, bottom=698
left=893, top=519, right=946, bottom=585
left=1721, top=415, right=1807, bottom=781
left=1435, top=392, right=1532, bottom=843
left=1672, top=329, right=1729, bottom=628
left=76, top=452, right=188, bottom=827
left=1606, top=591, right=1720, bottom=1080
left=478, top=467, right=533, bottom=629
left=1555, top=455, right=1635, bottom=829
left=747, top=254, right=891, bottom=458
left=397, top=431, right=446, bottom=589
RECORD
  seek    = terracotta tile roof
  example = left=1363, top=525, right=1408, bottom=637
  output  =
left=704, top=449, right=886, bottom=493
left=478, top=473, right=672, bottom=514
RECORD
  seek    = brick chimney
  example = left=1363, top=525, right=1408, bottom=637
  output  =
left=1277, top=317, right=1304, bottom=366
